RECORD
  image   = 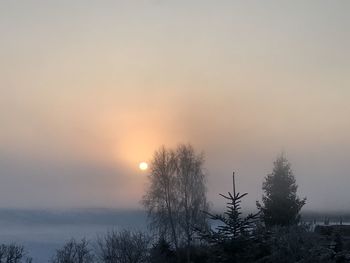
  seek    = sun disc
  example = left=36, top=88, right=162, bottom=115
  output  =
left=139, top=162, right=148, bottom=171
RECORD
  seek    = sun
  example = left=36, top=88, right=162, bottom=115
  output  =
left=139, top=162, right=148, bottom=171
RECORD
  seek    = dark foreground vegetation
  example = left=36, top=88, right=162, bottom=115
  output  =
left=2, top=144, right=350, bottom=262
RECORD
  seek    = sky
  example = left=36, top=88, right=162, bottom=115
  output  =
left=0, top=0, right=349, bottom=211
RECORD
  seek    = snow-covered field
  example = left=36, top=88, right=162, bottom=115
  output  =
left=0, top=209, right=147, bottom=263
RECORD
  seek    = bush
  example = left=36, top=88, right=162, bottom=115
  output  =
left=51, top=239, right=93, bottom=263
left=97, top=230, right=149, bottom=263
left=0, top=244, right=32, bottom=263
left=149, top=238, right=176, bottom=263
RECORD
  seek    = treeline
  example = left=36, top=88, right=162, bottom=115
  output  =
left=139, top=144, right=350, bottom=263
left=2, top=144, right=350, bottom=262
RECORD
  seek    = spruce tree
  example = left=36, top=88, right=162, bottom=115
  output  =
left=196, top=174, right=259, bottom=262
left=257, top=154, right=306, bottom=227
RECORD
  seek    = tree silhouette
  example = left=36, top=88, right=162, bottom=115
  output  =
left=142, top=144, right=209, bottom=262
left=97, top=230, right=149, bottom=263
left=257, top=154, right=306, bottom=227
left=196, top=175, right=259, bottom=263
left=51, top=239, right=93, bottom=263
left=0, top=244, right=32, bottom=263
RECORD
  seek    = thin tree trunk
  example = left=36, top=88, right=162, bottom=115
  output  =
left=165, top=183, right=178, bottom=252
left=184, top=169, right=191, bottom=263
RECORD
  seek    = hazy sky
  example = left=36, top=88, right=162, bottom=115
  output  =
left=1, top=1, right=349, bottom=211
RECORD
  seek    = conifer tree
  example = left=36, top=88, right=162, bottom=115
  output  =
left=257, top=154, right=306, bottom=227
left=196, top=173, right=259, bottom=262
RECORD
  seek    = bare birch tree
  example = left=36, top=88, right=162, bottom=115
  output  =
left=142, top=146, right=179, bottom=250
left=142, top=144, right=209, bottom=262
left=175, top=144, right=209, bottom=263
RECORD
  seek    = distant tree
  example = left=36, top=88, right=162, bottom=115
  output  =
left=257, top=154, right=306, bottom=227
left=0, top=244, right=32, bottom=263
left=97, top=230, right=149, bottom=263
left=51, top=239, right=93, bottom=263
left=142, top=144, right=209, bottom=262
